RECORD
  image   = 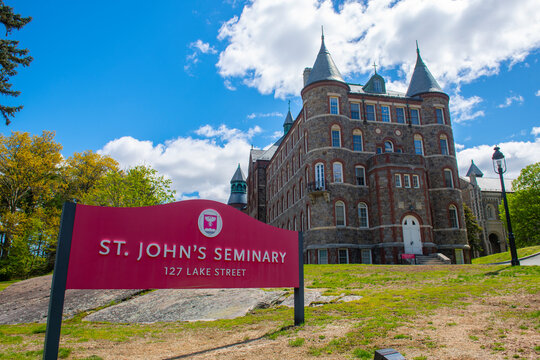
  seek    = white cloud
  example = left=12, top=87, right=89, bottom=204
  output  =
left=216, top=0, right=540, bottom=99
left=450, top=91, right=485, bottom=123
left=98, top=125, right=260, bottom=203
left=535, top=89, right=540, bottom=96
left=190, top=40, right=217, bottom=54
left=457, top=138, right=540, bottom=180
left=497, top=95, right=524, bottom=108
left=532, top=127, right=540, bottom=136
left=224, top=79, right=237, bottom=91
left=246, top=112, right=283, bottom=119
left=185, top=39, right=218, bottom=73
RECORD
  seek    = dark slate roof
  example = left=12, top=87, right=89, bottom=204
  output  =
left=230, top=164, right=246, bottom=182
left=228, top=192, right=247, bottom=205
left=466, top=160, right=484, bottom=177
left=305, top=35, right=345, bottom=86
left=406, top=47, right=444, bottom=97
left=283, top=109, right=293, bottom=126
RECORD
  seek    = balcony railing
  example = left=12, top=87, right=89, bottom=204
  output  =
left=307, top=181, right=326, bottom=193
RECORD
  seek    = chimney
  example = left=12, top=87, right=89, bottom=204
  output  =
left=303, top=68, right=312, bottom=87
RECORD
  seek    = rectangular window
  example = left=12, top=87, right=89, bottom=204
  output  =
left=376, top=147, right=382, bottom=154
left=404, top=174, right=411, bottom=188
left=381, top=105, right=390, bottom=122
left=353, top=134, right=363, bottom=151
left=366, top=104, right=375, bottom=121
left=355, top=167, right=366, bottom=186
left=358, top=205, right=368, bottom=228
left=436, top=108, right=444, bottom=124
left=361, top=249, right=372, bottom=264
left=318, top=249, right=328, bottom=264
left=444, top=170, right=454, bottom=188
left=410, top=109, right=420, bottom=125
left=395, top=174, right=402, bottom=187
left=440, top=139, right=449, bottom=155
left=338, top=249, right=349, bottom=264
left=414, top=139, right=424, bottom=155
left=396, top=107, right=405, bottom=123
left=331, top=130, right=340, bottom=147
left=330, top=97, right=339, bottom=114
left=412, top=175, right=420, bottom=188
left=350, top=103, right=360, bottom=119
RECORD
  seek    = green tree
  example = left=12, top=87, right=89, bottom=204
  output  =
left=0, top=1, right=33, bottom=125
left=500, top=162, right=540, bottom=248
left=59, top=150, right=119, bottom=204
left=0, top=131, right=62, bottom=279
left=464, top=204, right=483, bottom=257
left=81, top=165, right=176, bottom=207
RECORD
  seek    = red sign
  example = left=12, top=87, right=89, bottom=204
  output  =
left=401, top=254, right=416, bottom=259
left=66, top=200, right=299, bottom=289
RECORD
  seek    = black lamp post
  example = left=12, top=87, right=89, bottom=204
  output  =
left=492, top=146, right=520, bottom=266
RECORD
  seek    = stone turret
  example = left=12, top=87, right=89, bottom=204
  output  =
left=406, top=42, right=445, bottom=97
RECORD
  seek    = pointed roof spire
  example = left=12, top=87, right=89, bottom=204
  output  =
left=283, top=101, right=294, bottom=134
left=466, top=160, right=484, bottom=177
left=228, top=164, right=247, bottom=208
left=304, top=29, right=345, bottom=87
left=230, top=163, right=246, bottom=182
left=406, top=41, right=444, bottom=97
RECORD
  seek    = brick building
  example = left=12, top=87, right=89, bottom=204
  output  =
left=245, top=34, right=470, bottom=264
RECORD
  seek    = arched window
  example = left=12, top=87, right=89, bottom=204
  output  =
left=331, top=125, right=341, bottom=147
left=449, top=205, right=459, bottom=228
left=300, top=212, right=304, bottom=231
left=305, top=167, right=309, bottom=184
left=355, top=166, right=366, bottom=186
left=299, top=179, right=304, bottom=198
left=307, top=205, right=311, bottom=229
left=333, top=162, right=343, bottom=183
left=335, top=201, right=346, bottom=227
left=353, top=129, right=363, bottom=151
left=414, top=134, right=424, bottom=155
left=384, top=140, right=394, bottom=153
left=293, top=217, right=297, bottom=231
left=358, top=203, right=369, bottom=228
left=315, top=163, right=325, bottom=190
left=440, top=134, right=449, bottom=155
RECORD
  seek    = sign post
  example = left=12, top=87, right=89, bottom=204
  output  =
left=43, top=200, right=303, bottom=359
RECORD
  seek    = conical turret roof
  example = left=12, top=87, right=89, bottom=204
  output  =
left=305, top=33, right=345, bottom=87
left=230, top=164, right=246, bottom=182
left=406, top=44, right=444, bottom=97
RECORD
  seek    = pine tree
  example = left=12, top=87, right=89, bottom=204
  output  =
left=0, top=1, right=32, bottom=125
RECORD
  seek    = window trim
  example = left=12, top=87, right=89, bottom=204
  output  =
left=410, top=108, right=420, bottom=125
left=395, top=174, right=402, bottom=188
left=444, top=169, right=454, bottom=188
left=332, top=162, right=343, bottom=183
left=365, top=103, right=376, bottom=121
left=404, top=174, right=411, bottom=188
left=436, top=108, right=445, bottom=124
left=381, top=105, right=391, bottom=122
left=350, top=102, right=360, bottom=120
left=338, top=248, right=349, bottom=264
left=414, top=134, right=424, bottom=156
left=352, top=129, right=363, bottom=152
left=449, top=205, right=459, bottom=228
left=412, top=174, right=420, bottom=188
left=329, top=96, right=339, bottom=115
left=358, top=202, right=369, bottom=228
left=355, top=165, right=366, bottom=186
left=318, top=249, right=328, bottom=264
left=396, top=107, right=406, bottom=124
left=331, top=124, right=341, bottom=147
left=335, top=200, right=346, bottom=227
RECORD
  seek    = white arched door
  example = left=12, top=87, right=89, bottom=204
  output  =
left=402, top=215, right=422, bottom=254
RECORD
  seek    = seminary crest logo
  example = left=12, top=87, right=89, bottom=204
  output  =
left=198, top=209, right=223, bottom=238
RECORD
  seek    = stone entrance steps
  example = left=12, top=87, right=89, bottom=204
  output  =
left=415, top=254, right=450, bottom=265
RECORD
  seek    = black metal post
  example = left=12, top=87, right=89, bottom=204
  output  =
left=43, top=202, right=76, bottom=360
left=497, top=168, right=520, bottom=266
left=294, top=232, right=304, bottom=326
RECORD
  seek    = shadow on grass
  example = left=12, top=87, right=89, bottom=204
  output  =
left=483, top=265, right=512, bottom=276
left=162, top=325, right=296, bottom=359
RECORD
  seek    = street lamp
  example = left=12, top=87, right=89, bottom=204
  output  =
left=492, top=146, right=520, bottom=266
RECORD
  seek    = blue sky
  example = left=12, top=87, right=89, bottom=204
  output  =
left=4, top=0, right=540, bottom=202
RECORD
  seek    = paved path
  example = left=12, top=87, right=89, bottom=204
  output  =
left=492, top=252, right=540, bottom=266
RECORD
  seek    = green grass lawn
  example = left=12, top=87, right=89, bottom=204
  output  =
left=472, top=245, right=540, bottom=264
left=1, top=264, right=539, bottom=359
left=0, top=279, right=20, bottom=292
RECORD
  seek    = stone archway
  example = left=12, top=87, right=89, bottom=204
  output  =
left=489, top=233, right=501, bottom=254
left=403, top=215, right=422, bottom=254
